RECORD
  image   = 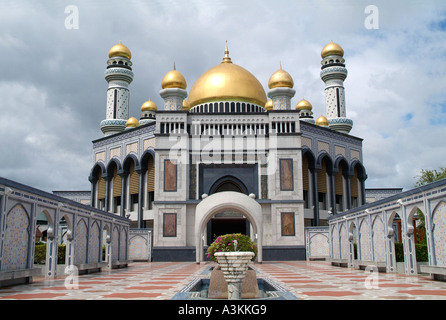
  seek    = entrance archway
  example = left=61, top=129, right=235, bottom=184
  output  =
left=195, top=191, right=263, bottom=263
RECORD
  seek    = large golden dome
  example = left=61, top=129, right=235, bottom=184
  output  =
left=187, top=45, right=267, bottom=108
left=108, top=41, right=132, bottom=60
left=321, top=41, right=344, bottom=58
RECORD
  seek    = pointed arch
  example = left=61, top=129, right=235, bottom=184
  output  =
left=334, top=156, right=349, bottom=213
left=315, top=152, right=333, bottom=212
left=350, top=160, right=367, bottom=207
left=209, top=175, right=249, bottom=195
left=140, top=148, right=156, bottom=211
left=89, top=162, right=106, bottom=183
left=316, top=151, right=334, bottom=174
left=123, top=153, right=140, bottom=173
left=302, top=148, right=316, bottom=212
left=359, top=218, right=371, bottom=261
left=106, top=158, right=122, bottom=177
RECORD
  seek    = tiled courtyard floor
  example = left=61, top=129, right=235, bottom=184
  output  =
left=0, top=261, right=446, bottom=300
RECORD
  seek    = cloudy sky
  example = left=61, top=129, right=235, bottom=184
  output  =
left=1, top=0, right=445, bottom=193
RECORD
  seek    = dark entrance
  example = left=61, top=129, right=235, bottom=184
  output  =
left=206, top=212, right=250, bottom=246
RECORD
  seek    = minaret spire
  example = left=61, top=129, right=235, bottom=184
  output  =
left=222, top=40, right=232, bottom=63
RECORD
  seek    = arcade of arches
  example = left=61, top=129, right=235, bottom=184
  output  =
left=89, top=151, right=366, bottom=232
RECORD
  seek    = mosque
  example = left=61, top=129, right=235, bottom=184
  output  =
left=87, top=41, right=367, bottom=262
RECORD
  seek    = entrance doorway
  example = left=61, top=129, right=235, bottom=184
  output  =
left=206, top=211, right=250, bottom=245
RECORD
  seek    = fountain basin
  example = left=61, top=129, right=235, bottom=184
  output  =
left=214, top=251, right=255, bottom=299
left=171, top=266, right=298, bottom=300
left=172, top=277, right=297, bottom=300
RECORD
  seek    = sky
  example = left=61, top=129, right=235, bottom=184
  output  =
left=0, top=0, right=445, bottom=193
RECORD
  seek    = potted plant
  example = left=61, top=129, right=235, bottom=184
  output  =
left=207, top=233, right=257, bottom=262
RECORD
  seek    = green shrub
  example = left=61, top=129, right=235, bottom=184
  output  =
left=394, top=242, right=428, bottom=262
left=206, top=233, right=257, bottom=262
left=33, top=244, right=66, bottom=264
left=58, top=245, right=66, bottom=264
left=415, top=243, right=428, bottom=262
left=34, top=244, right=46, bottom=264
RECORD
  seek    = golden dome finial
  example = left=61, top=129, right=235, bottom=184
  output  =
left=321, top=41, right=344, bottom=58
left=108, top=41, right=132, bottom=60
left=161, top=65, right=187, bottom=90
left=296, top=98, right=312, bottom=110
left=141, top=99, right=157, bottom=112
left=268, top=63, right=294, bottom=89
left=222, top=40, right=232, bottom=64
left=316, top=115, right=329, bottom=127
left=126, top=117, right=139, bottom=128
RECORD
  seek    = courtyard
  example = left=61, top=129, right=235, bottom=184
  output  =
left=0, top=261, right=445, bottom=300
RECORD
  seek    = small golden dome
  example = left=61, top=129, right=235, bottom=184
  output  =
left=316, top=115, right=329, bottom=127
left=321, top=41, right=344, bottom=58
left=126, top=117, right=139, bottom=128
left=108, top=41, right=132, bottom=60
left=268, top=64, right=294, bottom=89
left=264, top=99, right=273, bottom=111
left=161, top=65, right=187, bottom=90
left=183, top=100, right=190, bottom=111
left=141, top=99, right=157, bottom=112
left=296, top=98, right=312, bottom=110
left=187, top=45, right=267, bottom=108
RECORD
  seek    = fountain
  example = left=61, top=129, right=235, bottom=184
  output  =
left=214, top=251, right=254, bottom=300
left=172, top=240, right=297, bottom=300
left=172, top=234, right=297, bottom=300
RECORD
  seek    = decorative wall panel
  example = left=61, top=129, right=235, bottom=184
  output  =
left=2, top=204, right=29, bottom=271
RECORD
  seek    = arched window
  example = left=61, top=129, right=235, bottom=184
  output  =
left=215, top=181, right=243, bottom=193
left=209, top=176, right=249, bottom=195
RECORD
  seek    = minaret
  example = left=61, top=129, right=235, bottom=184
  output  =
left=320, top=41, right=353, bottom=134
left=160, top=63, right=188, bottom=111
left=100, top=41, right=134, bottom=136
left=267, top=63, right=296, bottom=110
